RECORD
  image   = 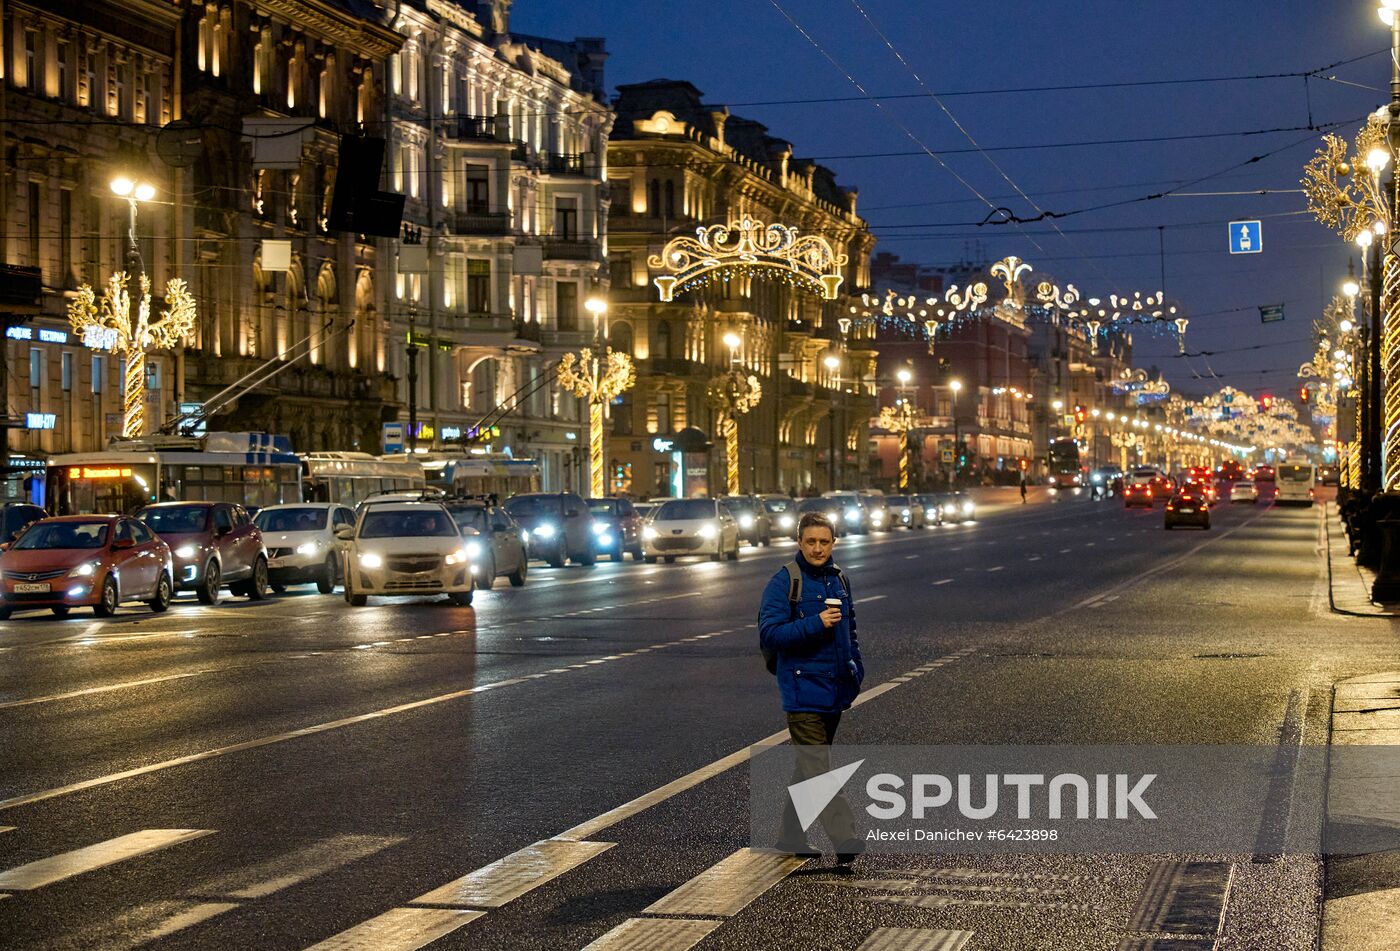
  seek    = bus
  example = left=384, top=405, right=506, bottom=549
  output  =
left=1274, top=461, right=1317, bottom=506
left=420, top=453, right=541, bottom=499
left=301, top=452, right=425, bottom=506
left=46, top=432, right=304, bottom=516
left=1046, top=438, right=1083, bottom=488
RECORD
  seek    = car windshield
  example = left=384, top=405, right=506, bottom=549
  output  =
left=505, top=496, right=561, bottom=519
left=255, top=507, right=328, bottom=532
left=358, top=509, right=458, bottom=538
left=722, top=498, right=755, bottom=514
left=446, top=506, right=488, bottom=533
left=13, top=520, right=109, bottom=550
left=655, top=499, right=715, bottom=521
left=587, top=500, right=618, bottom=516
left=1278, top=465, right=1313, bottom=483
left=763, top=499, right=792, bottom=513
left=797, top=499, right=836, bottom=514
left=139, top=505, right=209, bottom=533
left=887, top=496, right=910, bottom=506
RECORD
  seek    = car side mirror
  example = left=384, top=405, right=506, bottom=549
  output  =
left=334, top=525, right=355, bottom=541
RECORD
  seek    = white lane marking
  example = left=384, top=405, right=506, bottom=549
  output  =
left=0, top=829, right=214, bottom=890
left=0, top=627, right=743, bottom=813
left=986, top=566, right=1003, bottom=573
left=905, top=555, right=918, bottom=560
left=1059, top=548, right=1072, bottom=553
left=1027, top=556, right=1041, bottom=562
left=0, top=827, right=13, bottom=835
left=643, top=848, right=808, bottom=917
left=856, top=928, right=975, bottom=951
left=0, top=669, right=214, bottom=710
left=582, top=917, right=722, bottom=950
left=408, top=839, right=614, bottom=908
left=302, top=907, right=484, bottom=951
left=856, top=595, right=887, bottom=604
left=557, top=648, right=974, bottom=842
left=138, top=902, right=241, bottom=942
left=933, top=579, right=954, bottom=586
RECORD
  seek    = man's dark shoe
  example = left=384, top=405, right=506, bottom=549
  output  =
left=772, top=838, right=821, bottom=858
left=834, top=838, right=866, bottom=866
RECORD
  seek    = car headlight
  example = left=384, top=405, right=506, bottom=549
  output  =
left=174, top=545, right=197, bottom=559
left=902, top=508, right=911, bottom=517
left=295, top=541, right=320, bottom=556
left=846, top=507, right=861, bottom=521
left=598, top=533, right=613, bottom=547
left=739, top=514, right=754, bottom=528
left=827, top=511, right=841, bottom=524
left=1091, top=473, right=1103, bottom=483
left=69, top=560, right=100, bottom=578
left=871, top=511, right=884, bottom=523
left=699, top=522, right=718, bottom=539
left=358, top=552, right=383, bottom=569
left=532, top=523, right=556, bottom=539
left=779, top=515, right=794, bottom=529
left=464, top=541, right=482, bottom=559
left=445, top=547, right=471, bottom=566
left=962, top=502, right=975, bottom=514
left=943, top=503, right=955, bottom=514
left=643, top=526, right=659, bottom=540
left=591, top=522, right=609, bottom=535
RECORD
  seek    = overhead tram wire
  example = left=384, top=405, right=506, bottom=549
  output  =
left=763, top=0, right=1055, bottom=262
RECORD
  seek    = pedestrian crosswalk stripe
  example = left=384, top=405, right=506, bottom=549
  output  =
left=205, top=834, right=403, bottom=900
left=0, top=827, right=13, bottom=835
left=0, top=829, right=214, bottom=890
left=408, top=839, right=615, bottom=909
left=855, top=927, right=974, bottom=951
left=137, top=901, right=241, bottom=942
left=643, top=848, right=807, bottom=917
left=581, top=917, right=722, bottom=950
left=303, top=907, right=485, bottom=951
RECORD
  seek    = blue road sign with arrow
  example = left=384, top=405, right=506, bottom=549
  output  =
left=1229, top=220, right=1262, bottom=254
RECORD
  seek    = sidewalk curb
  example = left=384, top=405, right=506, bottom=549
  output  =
left=1323, top=502, right=1400, bottom=618
left=1323, top=673, right=1400, bottom=951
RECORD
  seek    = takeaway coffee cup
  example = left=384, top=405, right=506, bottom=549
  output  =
left=824, top=598, right=842, bottom=615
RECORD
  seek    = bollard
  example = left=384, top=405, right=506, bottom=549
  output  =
left=1373, top=517, right=1400, bottom=603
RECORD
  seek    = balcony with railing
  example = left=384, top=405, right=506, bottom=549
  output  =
left=451, top=209, right=512, bottom=236
left=543, top=152, right=591, bottom=177
left=444, top=115, right=502, bottom=143
left=540, top=237, right=597, bottom=261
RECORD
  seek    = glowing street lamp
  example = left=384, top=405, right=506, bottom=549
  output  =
left=558, top=296, right=633, bottom=497
left=708, top=330, right=761, bottom=495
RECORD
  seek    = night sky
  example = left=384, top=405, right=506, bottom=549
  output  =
left=512, top=1, right=1387, bottom=398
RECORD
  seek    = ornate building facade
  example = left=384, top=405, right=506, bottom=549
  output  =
left=605, top=79, right=876, bottom=497
left=384, top=0, right=610, bottom=489
left=178, top=0, right=403, bottom=451
left=1, top=0, right=182, bottom=497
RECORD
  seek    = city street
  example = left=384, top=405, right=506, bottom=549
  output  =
left=0, top=491, right=1383, bottom=950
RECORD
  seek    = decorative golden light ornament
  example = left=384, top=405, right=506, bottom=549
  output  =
left=650, top=216, right=848, bottom=302
left=557, top=348, right=636, bottom=497
left=876, top=400, right=920, bottom=490
left=706, top=369, right=763, bottom=495
left=68, top=272, right=196, bottom=438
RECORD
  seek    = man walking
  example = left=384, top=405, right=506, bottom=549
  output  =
left=759, top=512, right=864, bottom=864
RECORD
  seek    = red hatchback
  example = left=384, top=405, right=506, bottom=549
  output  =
left=136, top=502, right=269, bottom=604
left=0, top=515, right=173, bottom=619
left=1124, top=482, right=1155, bottom=508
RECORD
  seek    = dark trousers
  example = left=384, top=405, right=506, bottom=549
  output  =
left=778, top=711, right=856, bottom=846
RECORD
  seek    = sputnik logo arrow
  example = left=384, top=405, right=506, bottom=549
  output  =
left=789, top=759, right=864, bottom=832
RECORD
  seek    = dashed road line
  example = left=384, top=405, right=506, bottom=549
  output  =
left=856, top=595, right=887, bottom=604
left=642, top=848, right=807, bottom=917
left=0, top=829, right=214, bottom=890
left=304, top=908, right=485, bottom=951
left=581, top=917, right=722, bottom=950
left=933, top=579, right=954, bottom=586
left=986, top=566, right=1003, bottom=573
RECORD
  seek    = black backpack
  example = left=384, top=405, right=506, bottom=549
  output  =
left=761, top=561, right=850, bottom=675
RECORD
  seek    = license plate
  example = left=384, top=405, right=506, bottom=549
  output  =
left=268, top=558, right=285, bottom=567
left=13, top=582, right=50, bottom=593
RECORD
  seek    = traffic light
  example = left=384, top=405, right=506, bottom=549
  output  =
left=1073, top=404, right=1086, bottom=424
left=1299, top=386, right=1310, bottom=404
left=1261, top=393, right=1273, bottom=410
left=1018, top=458, right=1029, bottom=471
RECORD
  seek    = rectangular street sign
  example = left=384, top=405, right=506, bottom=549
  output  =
left=1259, top=304, right=1285, bottom=323
left=941, top=449, right=954, bottom=463
left=1229, top=220, right=1262, bottom=254
left=382, top=422, right=405, bottom=454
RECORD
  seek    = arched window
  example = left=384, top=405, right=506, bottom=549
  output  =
left=664, top=181, right=675, bottom=218
left=648, top=180, right=660, bottom=216
left=610, top=322, right=633, bottom=356
left=654, top=321, right=672, bottom=361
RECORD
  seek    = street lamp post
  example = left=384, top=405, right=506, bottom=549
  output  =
left=708, top=331, right=761, bottom=496
left=824, top=353, right=841, bottom=491
left=896, top=368, right=914, bottom=490
left=558, top=297, right=634, bottom=498
left=950, top=378, right=963, bottom=487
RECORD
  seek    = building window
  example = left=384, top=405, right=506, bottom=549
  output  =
left=613, top=392, right=633, bottom=435
left=554, top=196, right=578, bottom=239
left=664, top=180, right=675, bottom=218
left=92, top=355, right=105, bottom=394
left=318, top=65, right=330, bottom=118
left=654, top=320, right=672, bottom=360
left=27, top=182, right=40, bottom=269
left=23, top=30, right=37, bottom=89
left=56, top=41, right=71, bottom=101
left=467, top=260, right=490, bottom=314
left=555, top=282, right=578, bottom=331
left=465, top=164, right=489, bottom=213
left=59, top=189, right=72, bottom=285
left=609, top=253, right=632, bottom=289
left=29, top=348, right=43, bottom=391
left=61, top=352, right=73, bottom=392
left=610, top=323, right=633, bottom=356
left=648, top=179, right=660, bottom=216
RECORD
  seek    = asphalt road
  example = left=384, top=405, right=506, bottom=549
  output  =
left=1, top=488, right=1392, bottom=950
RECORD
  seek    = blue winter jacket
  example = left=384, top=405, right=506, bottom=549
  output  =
left=758, top=554, right=864, bottom=713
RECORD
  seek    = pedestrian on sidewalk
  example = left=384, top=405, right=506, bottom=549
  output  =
left=1020, top=471, right=1028, bottom=504
left=758, top=512, right=865, bottom=865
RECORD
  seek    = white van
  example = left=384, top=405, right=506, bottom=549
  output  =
left=1274, top=462, right=1316, bottom=506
